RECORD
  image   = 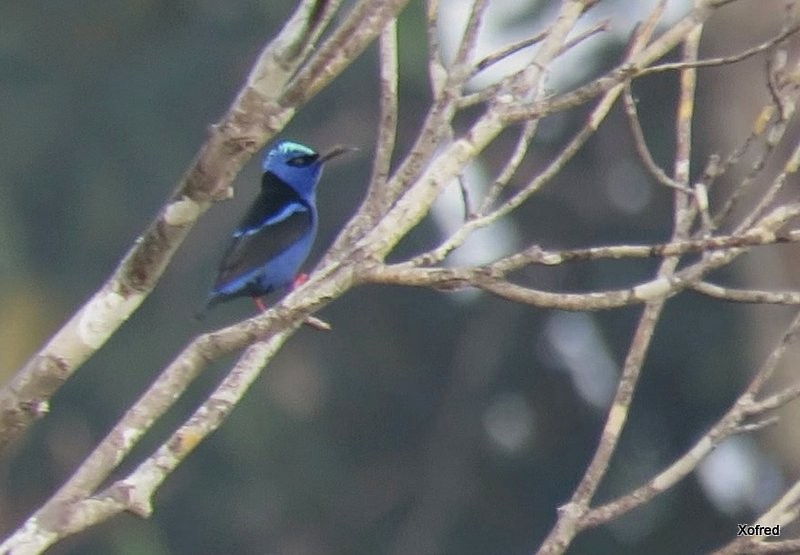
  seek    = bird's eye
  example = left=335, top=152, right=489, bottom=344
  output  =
left=287, top=154, right=318, bottom=167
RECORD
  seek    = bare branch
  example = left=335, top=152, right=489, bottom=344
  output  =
left=637, top=24, right=800, bottom=77
left=365, top=200, right=800, bottom=311
left=623, top=84, right=690, bottom=192
left=472, top=30, right=548, bottom=78
left=414, top=77, right=625, bottom=267
left=583, top=309, right=800, bottom=529
left=496, top=0, right=783, bottom=128
left=0, top=0, right=344, bottom=454
left=692, top=282, right=800, bottom=305
left=366, top=22, right=400, bottom=209
left=453, top=0, right=490, bottom=69
left=712, top=49, right=799, bottom=231
left=279, top=0, right=412, bottom=107
left=537, top=16, right=703, bottom=553
left=0, top=260, right=355, bottom=552
left=6, top=0, right=799, bottom=553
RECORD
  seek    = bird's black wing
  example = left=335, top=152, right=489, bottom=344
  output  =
left=213, top=172, right=313, bottom=293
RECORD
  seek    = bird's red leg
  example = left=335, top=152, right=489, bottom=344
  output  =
left=291, top=273, right=309, bottom=289
left=252, top=296, right=268, bottom=312
left=250, top=275, right=307, bottom=314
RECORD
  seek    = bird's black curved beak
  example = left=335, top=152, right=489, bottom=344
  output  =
left=319, top=145, right=359, bottom=164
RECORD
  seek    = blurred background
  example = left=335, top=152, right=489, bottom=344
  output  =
left=1, top=1, right=799, bottom=553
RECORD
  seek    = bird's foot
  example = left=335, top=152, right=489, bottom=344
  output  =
left=292, top=273, right=309, bottom=289
left=252, top=296, right=268, bottom=312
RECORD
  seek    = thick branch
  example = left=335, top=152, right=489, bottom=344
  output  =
left=0, top=260, right=356, bottom=553
left=0, top=0, right=342, bottom=452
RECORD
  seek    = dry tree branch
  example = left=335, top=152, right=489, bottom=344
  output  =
left=0, top=0, right=413, bottom=453
left=0, top=259, right=354, bottom=553
left=365, top=202, right=800, bottom=312
left=623, top=84, right=690, bottom=192
left=5, top=0, right=799, bottom=553
left=479, top=120, right=538, bottom=211
left=0, top=0, right=341, bottom=453
left=453, top=0, right=491, bottom=69
left=582, top=309, right=800, bottom=530
left=471, top=29, right=548, bottom=78
left=621, top=0, right=691, bottom=193
left=327, top=21, right=400, bottom=252
left=0, top=0, right=598, bottom=548
left=372, top=22, right=400, bottom=192
left=497, top=0, right=760, bottom=125
left=637, top=23, right=800, bottom=77
left=713, top=46, right=799, bottom=231
left=0, top=0, right=412, bottom=551
left=691, top=282, right=800, bottom=305
left=278, top=0, right=412, bottom=108
left=735, top=131, right=800, bottom=235
left=537, top=9, right=703, bottom=552
left=0, top=328, right=297, bottom=554
left=503, top=227, right=800, bottom=266
left=459, top=18, right=608, bottom=110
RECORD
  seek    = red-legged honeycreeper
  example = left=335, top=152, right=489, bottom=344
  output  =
left=206, top=140, right=351, bottom=311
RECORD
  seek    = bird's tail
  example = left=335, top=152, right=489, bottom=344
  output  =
left=194, top=294, right=225, bottom=320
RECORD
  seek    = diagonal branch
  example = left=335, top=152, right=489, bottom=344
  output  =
left=0, top=258, right=357, bottom=553
left=583, top=308, right=800, bottom=529
left=0, top=0, right=340, bottom=452
left=0, top=0, right=412, bottom=454
left=537, top=12, right=703, bottom=552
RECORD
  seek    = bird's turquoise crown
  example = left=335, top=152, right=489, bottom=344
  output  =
left=277, top=141, right=316, bottom=156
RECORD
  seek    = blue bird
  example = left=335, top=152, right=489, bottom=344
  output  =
left=206, top=140, right=350, bottom=312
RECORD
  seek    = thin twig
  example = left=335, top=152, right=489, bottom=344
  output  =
left=497, top=227, right=800, bottom=269
left=362, top=21, right=399, bottom=218
left=478, top=120, right=538, bottom=212
left=453, top=0, right=490, bottom=69
left=713, top=48, right=797, bottom=231
left=623, top=84, right=689, bottom=192
left=636, top=24, right=800, bottom=77
left=583, top=309, right=800, bottom=529
left=414, top=76, right=627, bottom=267
left=734, top=128, right=800, bottom=234
left=692, top=282, right=800, bottom=305
left=537, top=16, right=703, bottom=554
left=472, top=30, right=549, bottom=77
